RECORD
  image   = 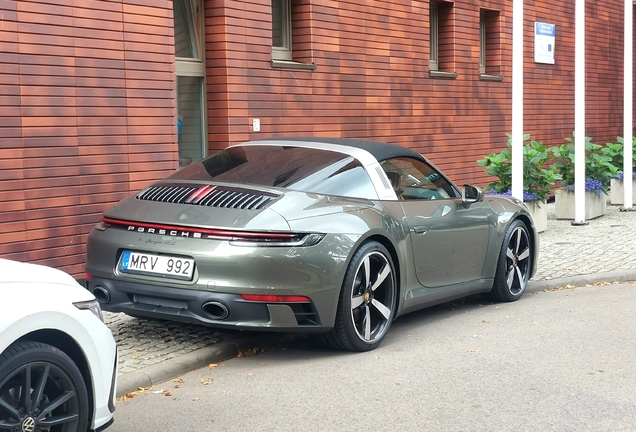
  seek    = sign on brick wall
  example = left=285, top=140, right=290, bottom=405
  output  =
left=535, top=22, right=556, bottom=64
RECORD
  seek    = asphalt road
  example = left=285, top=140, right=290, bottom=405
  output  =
left=108, top=282, right=636, bottom=432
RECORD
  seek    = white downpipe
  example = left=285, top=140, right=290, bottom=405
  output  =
left=511, top=0, right=524, bottom=201
left=574, top=0, right=586, bottom=224
left=624, top=0, right=633, bottom=209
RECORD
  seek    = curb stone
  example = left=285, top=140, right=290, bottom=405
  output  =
left=527, top=269, right=636, bottom=293
left=116, top=342, right=238, bottom=397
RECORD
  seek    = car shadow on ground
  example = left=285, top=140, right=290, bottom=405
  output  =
left=209, top=294, right=501, bottom=359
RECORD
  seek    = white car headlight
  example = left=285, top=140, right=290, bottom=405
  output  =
left=73, top=299, right=104, bottom=322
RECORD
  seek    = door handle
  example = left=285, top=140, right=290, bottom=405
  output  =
left=413, top=225, right=429, bottom=234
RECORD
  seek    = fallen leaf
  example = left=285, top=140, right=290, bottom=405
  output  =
left=164, top=392, right=172, bottom=397
left=201, top=378, right=213, bottom=385
left=209, top=363, right=218, bottom=369
left=481, top=319, right=490, bottom=323
left=173, top=378, right=184, bottom=383
left=193, top=398, right=200, bottom=402
left=118, top=386, right=152, bottom=402
left=237, top=347, right=266, bottom=357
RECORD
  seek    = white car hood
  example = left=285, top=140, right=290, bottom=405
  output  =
left=0, top=258, right=78, bottom=287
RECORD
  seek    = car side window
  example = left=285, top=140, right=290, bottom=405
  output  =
left=380, top=157, right=458, bottom=200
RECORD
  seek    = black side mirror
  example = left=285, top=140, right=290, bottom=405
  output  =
left=461, top=184, right=484, bottom=207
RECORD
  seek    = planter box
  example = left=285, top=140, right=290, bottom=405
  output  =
left=610, top=178, right=636, bottom=205
left=526, top=201, right=547, bottom=233
left=555, top=189, right=606, bottom=220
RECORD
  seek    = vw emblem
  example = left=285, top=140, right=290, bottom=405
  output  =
left=21, top=417, right=36, bottom=432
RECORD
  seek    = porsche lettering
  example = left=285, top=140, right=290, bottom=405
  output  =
left=127, top=226, right=202, bottom=238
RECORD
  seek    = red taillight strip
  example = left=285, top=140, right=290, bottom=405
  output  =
left=101, top=217, right=298, bottom=241
left=240, top=294, right=311, bottom=303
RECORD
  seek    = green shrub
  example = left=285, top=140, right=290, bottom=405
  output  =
left=477, top=134, right=561, bottom=203
left=550, top=133, right=619, bottom=195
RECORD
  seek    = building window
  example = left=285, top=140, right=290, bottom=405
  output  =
left=429, top=1, right=457, bottom=79
left=270, top=0, right=315, bottom=69
left=480, top=9, right=504, bottom=81
left=272, top=0, right=292, bottom=61
left=174, top=0, right=207, bottom=167
left=429, top=2, right=439, bottom=72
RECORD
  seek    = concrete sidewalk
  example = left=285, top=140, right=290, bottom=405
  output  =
left=109, top=201, right=636, bottom=397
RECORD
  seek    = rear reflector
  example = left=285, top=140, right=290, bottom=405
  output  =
left=240, top=294, right=311, bottom=303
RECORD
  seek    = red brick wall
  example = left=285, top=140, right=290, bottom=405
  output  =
left=523, top=1, right=625, bottom=147
left=205, top=0, right=628, bottom=187
left=0, top=0, right=177, bottom=277
left=204, top=0, right=509, bottom=184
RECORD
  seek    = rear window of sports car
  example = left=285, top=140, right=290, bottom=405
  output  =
left=169, top=145, right=378, bottom=199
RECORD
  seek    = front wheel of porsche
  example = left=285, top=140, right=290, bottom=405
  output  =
left=319, top=241, right=397, bottom=352
left=490, top=219, right=532, bottom=302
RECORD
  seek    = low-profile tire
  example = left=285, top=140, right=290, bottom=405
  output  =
left=318, top=240, right=397, bottom=352
left=489, top=219, right=533, bottom=302
left=0, top=341, right=89, bottom=432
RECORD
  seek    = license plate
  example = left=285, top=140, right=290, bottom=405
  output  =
left=120, top=251, right=195, bottom=280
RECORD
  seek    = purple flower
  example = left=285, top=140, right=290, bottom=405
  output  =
left=616, top=172, right=636, bottom=182
left=563, top=178, right=603, bottom=195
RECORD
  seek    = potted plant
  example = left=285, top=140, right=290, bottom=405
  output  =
left=550, top=133, right=620, bottom=220
left=477, top=134, right=561, bottom=232
left=605, top=136, right=636, bottom=205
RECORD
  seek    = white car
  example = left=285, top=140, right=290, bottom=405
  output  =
left=0, top=258, right=117, bottom=431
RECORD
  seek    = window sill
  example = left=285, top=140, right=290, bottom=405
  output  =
left=428, top=70, right=458, bottom=79
left=480, top=74, right=504, bottom=82
left=271, top=60, right=316, bottom=70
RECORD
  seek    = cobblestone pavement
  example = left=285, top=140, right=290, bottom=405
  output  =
left=105, top=314, right=225, bottom=375
left=106, top=201, right=636, bottom=375
left=534, top=201, right=636, bottom=280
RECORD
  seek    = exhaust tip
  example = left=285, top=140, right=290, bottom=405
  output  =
left=93, top=285, right=111, bottom=304
left=202, top=301, right=229, bottom=320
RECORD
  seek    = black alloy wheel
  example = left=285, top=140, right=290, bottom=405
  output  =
left=319, top=240, right=397, bottom=352
left=0, top=341, right=88, bottom=432
left=490, top=219, right=532, bottom=302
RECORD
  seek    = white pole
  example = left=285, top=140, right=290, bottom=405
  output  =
left=624, top=0, right=633, bottom=209
left=574, top=0, right=586, bottom=224
left=511, top=0, right=524, bottom=201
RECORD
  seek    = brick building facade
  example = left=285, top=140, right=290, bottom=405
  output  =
left=0, top=0, right=632, bottom=277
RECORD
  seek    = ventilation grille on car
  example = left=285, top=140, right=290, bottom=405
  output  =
left=136, top=184, right=279, bottom=210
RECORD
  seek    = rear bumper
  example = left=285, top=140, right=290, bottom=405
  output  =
left=86, top=276, right=329, bottom=331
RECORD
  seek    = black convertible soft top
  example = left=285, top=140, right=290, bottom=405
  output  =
left=254, top=137, right=427, bottom=163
